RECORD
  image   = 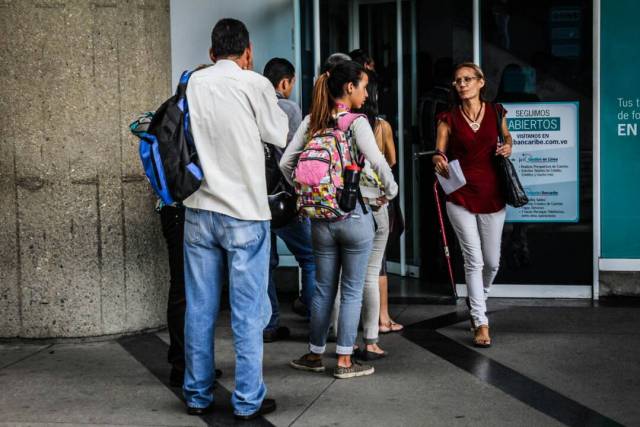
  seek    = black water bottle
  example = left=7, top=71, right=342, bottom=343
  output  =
left=339, top=164, right=361, bottom=212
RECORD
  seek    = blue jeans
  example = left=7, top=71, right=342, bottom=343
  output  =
left=266, top=217, right=315, bottom=330
left=308, top=204, right=374, bottom=355
left=182, top=208, right=271, bottom=416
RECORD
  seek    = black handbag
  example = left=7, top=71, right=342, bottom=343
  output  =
left=494, top=105, right=528, bottom=208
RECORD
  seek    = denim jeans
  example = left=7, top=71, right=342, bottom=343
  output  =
left=330, top=206, right=389, bottom=344
left=183, top=208, right=271, bottom=416
left=266, top=217, right=315, bottom=330
left=308, top=204, right=374, bottom=355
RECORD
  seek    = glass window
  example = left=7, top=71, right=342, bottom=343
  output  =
left=404, top=0, right=473, bottom=290
left=481, top=0, right=593, bottom=284
left=320, top=0, right=350, bottom=62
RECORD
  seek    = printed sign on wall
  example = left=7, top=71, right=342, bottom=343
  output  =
left=601, top=0, right=640, bottom=259
left=503, top=102, right=579, bottom=223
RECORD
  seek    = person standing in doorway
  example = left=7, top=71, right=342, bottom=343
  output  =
left=282, top=61, right=398, bottom=378
left=433, top=62, right=512, bottom=348
left=182, top=18, right=288, bottom=419
left=262, top=57, right=316, bottom=341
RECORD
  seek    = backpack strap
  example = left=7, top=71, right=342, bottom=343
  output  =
left=176, top=70, right=192, bottom=101
left=336, top=112, right=366, bottom=132
left=176, top=70, right=197, bottom=154
left=336, top=112, right=367, bottom=167
left=336, top=112, right=371, bottom=215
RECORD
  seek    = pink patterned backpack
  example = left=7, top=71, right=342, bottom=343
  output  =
left=293, top=113, right=365, bottom=220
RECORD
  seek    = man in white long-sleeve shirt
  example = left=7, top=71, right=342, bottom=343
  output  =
left=181, top=18, right=288, bottom=420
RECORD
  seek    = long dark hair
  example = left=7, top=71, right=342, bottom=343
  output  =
left=308, top=60, right=366, bottom=136
left=450, top=62, right=487, bottom=105
left=354, top=70, right=379, bottom=130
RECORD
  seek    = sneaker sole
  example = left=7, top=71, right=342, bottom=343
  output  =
left=289, top=360, right=325, bottom=372
left=333, top=366, right=375, bottom=379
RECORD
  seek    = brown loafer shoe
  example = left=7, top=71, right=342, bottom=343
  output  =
left=290, top=353, right=325, bottom=372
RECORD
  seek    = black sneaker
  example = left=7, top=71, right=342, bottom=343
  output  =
left=289, top=353, right=325, bottom=372
left=333, top=360, right=374, bottom=379
left=263, top=326, right=290, bottom=343
left=234, top=398, right=276, bottom=420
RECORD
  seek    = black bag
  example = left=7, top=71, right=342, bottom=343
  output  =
left=264, top=143, right=297, bottom=228
left=388, top=193, right=405, bottom=240
left=268, top=191, right=297, bottom=229
left=494, top=105, right=528, bottom=208
left=138, top=70, right=203, bottom=205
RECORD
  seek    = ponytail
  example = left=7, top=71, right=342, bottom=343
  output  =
left=308, top=60, right=366, bottom=136
left=308, top=73, right=333, bottom=136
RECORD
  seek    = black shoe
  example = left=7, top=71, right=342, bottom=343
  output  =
left=353, top=348, right=387, bottom=361
left=234, top=398, right=276, bottom=420
left=170, top=368, right=222, bottom=388
left=263, top=326, right=290, bottom=343
left=187, top=404, right=214, bottom=416
left=292, top=297, right=309, bottom=318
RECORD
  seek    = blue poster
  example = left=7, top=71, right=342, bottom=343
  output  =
left=601, top=0, right=640, bottom=259
left=504, top=102, right=579, bottom=223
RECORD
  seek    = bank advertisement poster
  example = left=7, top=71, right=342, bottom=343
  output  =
left=601, top=0, right=640, bottom=259
left=503, top=102, right=579, bottom=223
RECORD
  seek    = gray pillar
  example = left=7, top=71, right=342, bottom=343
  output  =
left=0, top=0, right=172, bottom=338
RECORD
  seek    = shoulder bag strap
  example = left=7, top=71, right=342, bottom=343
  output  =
left=494, top=103, right=505, bottom=145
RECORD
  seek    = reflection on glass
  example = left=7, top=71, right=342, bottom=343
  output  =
left=483, top=0, right=593, bottom=285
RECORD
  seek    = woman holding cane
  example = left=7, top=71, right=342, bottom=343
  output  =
left=433, top=63, right=512, bottom=347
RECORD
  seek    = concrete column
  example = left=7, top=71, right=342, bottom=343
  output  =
left=0, top=0, right=172, bottom=338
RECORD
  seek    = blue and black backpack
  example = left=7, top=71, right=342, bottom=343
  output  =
left=130, top=70, right=203, bottom=205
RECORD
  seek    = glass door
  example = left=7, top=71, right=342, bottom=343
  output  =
left=355, top=1, right=405, bottom=274
left=304, top=0, right=594, bottom=298
left=401, top=0, right=474, bottom=295
left=481, top=0, right=594, bottom=286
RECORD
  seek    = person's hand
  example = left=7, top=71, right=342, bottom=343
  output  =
left=496, top=143, right=512, bottom=158
left=376, top=196, right=389, bottom=206
left=433, top=155, right=449, bottom=178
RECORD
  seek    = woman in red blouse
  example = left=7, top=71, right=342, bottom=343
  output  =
left=433, top=63, right=512, bottom=347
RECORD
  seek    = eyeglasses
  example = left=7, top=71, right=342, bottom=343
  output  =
left=452, top=76, right=481, bottom=87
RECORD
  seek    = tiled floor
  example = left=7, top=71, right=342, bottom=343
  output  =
left=1, top=298, right=638, bottom=426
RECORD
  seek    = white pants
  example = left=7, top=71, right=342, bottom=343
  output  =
left=446, top=202, right=506, bottom=327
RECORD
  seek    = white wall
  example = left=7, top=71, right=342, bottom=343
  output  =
left=170, top=0, right=299, bottom=263
left=170, top=0, right=295, bottom=90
